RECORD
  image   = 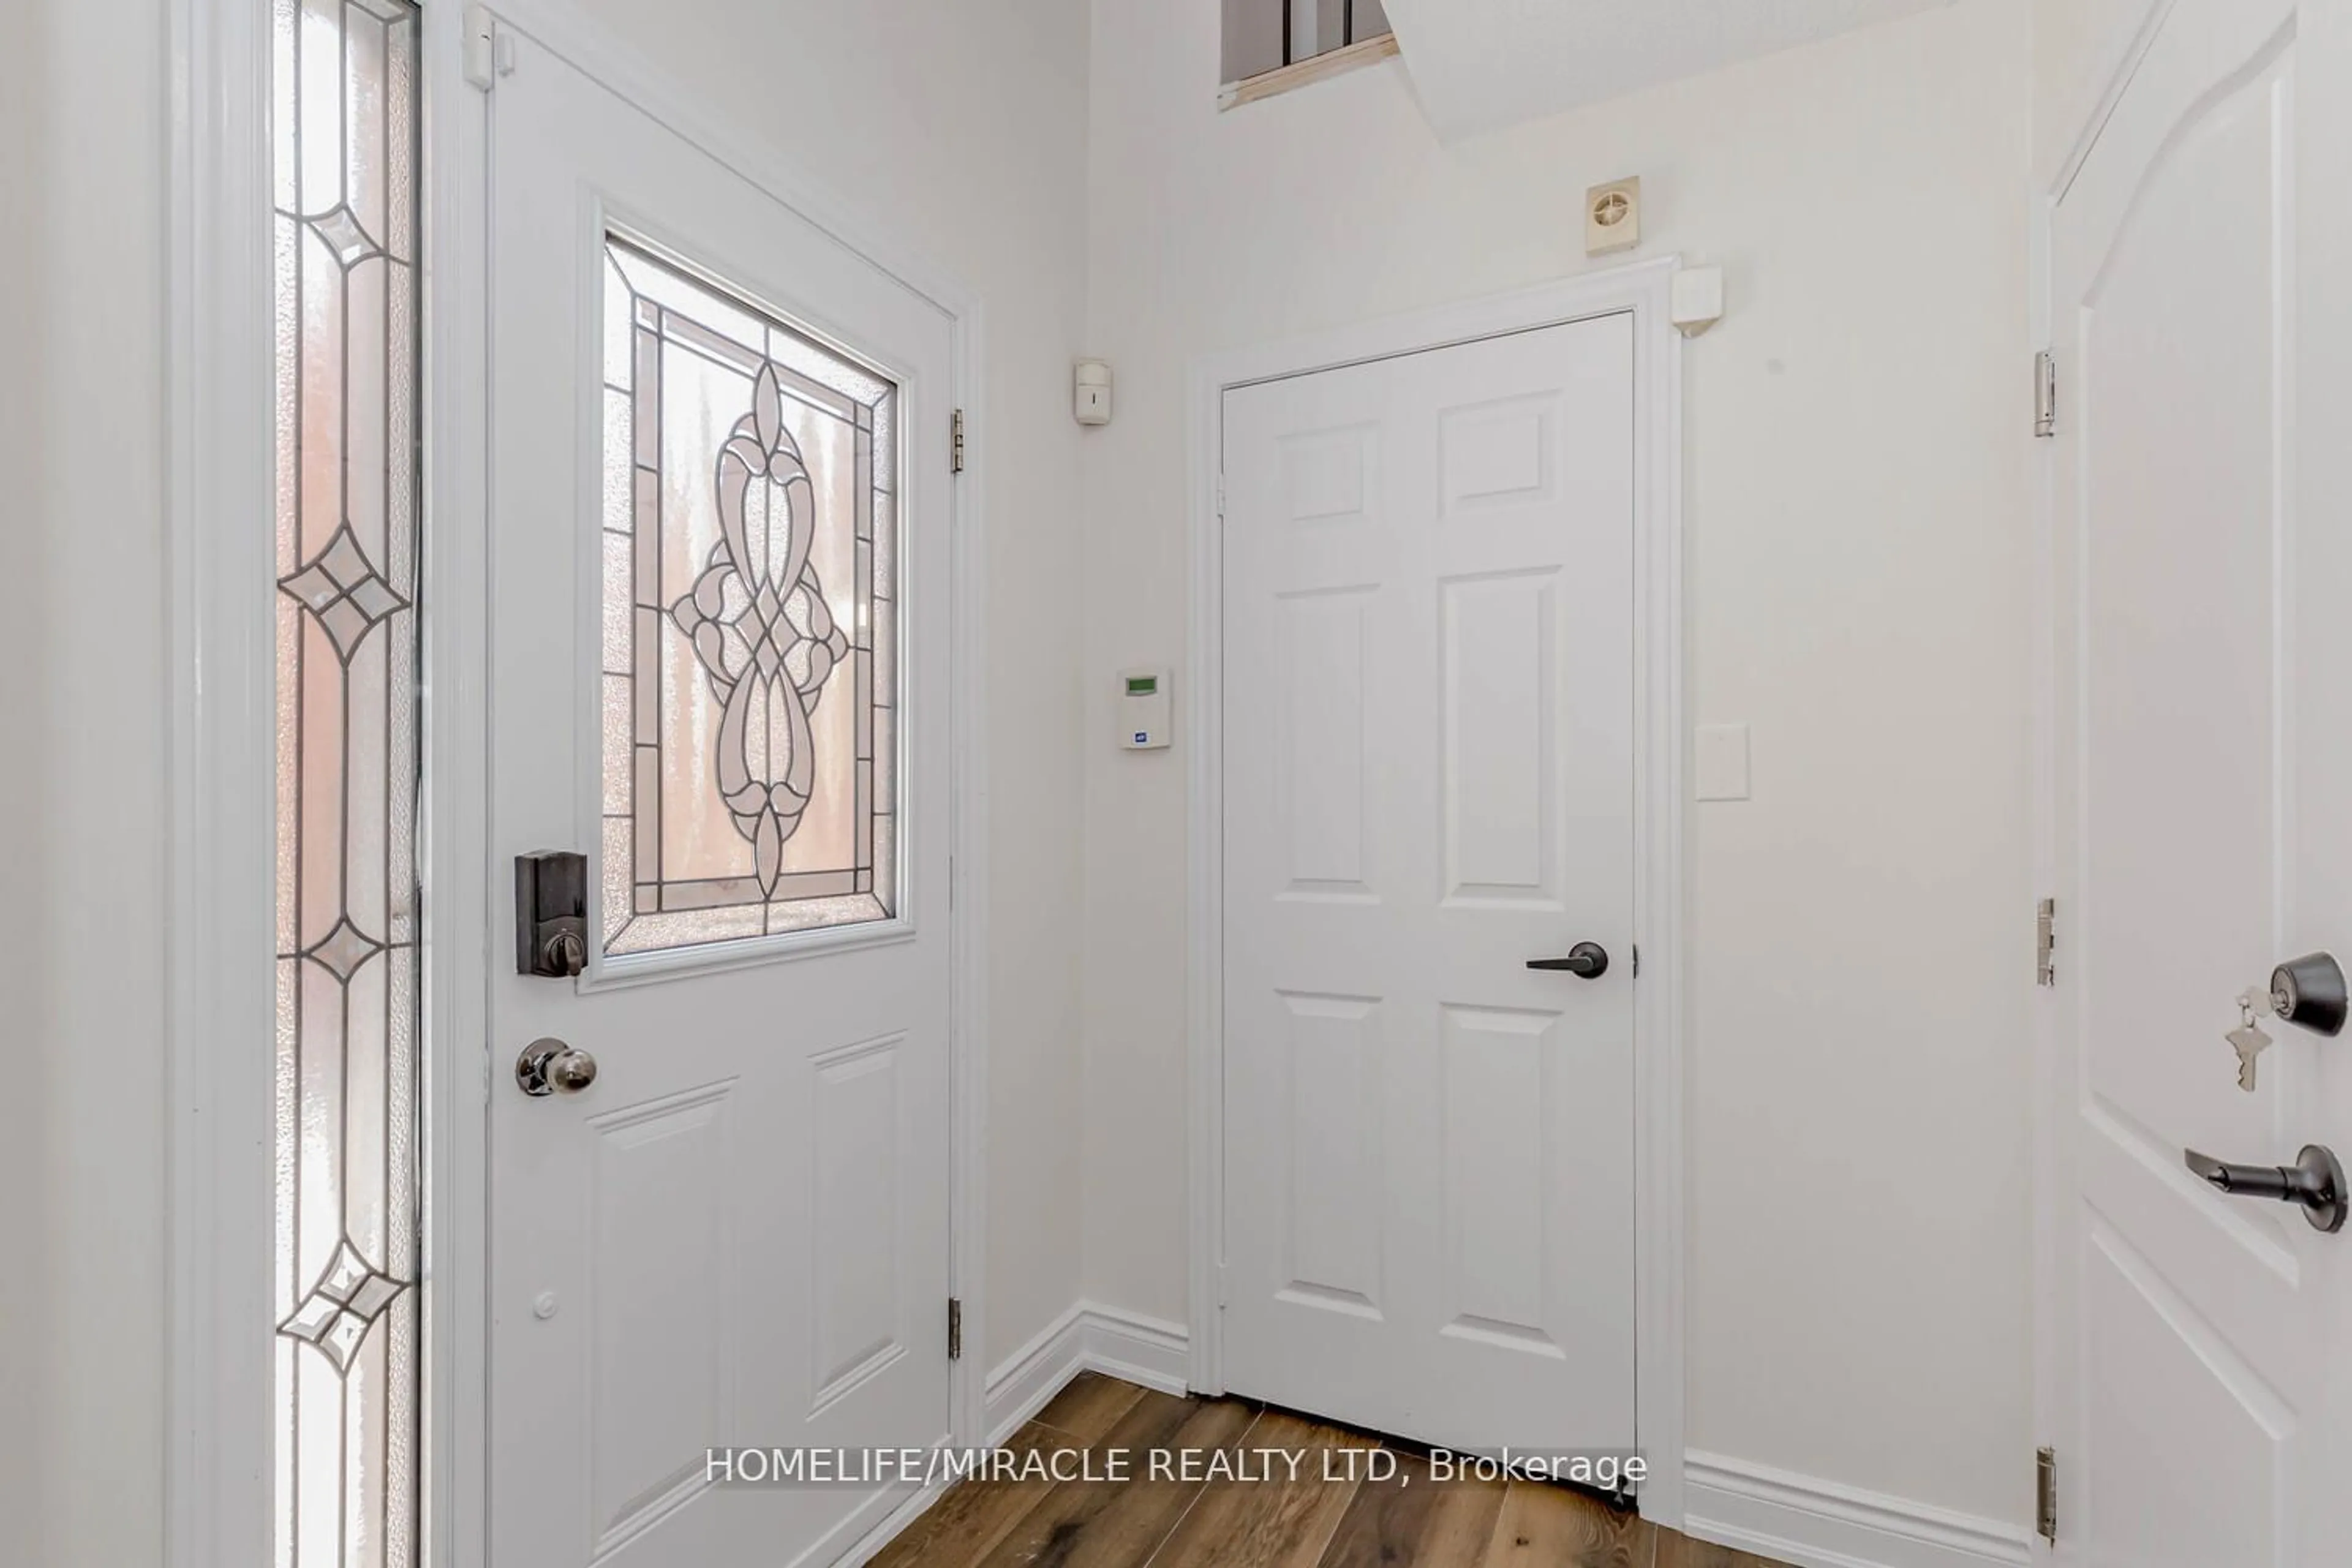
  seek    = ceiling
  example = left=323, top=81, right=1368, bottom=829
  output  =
left=1381, top=0, right=1955, bottom=141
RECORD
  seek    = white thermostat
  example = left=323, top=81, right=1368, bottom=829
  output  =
left=1118, top=667, right=1171, bottom=750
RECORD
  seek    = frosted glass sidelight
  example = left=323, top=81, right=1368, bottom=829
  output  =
left=601, top=236, right=900, bottom=957
left=270, top=0, right=422, bottom=1564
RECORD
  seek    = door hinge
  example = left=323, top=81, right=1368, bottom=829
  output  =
left=947, top=1297, right=963, bottom=1360
left=2035, top=1446, right=2057, bottom=1544
left=2034, top=350, right=2058, bottom=439
left=951, top=409, right=967, bottom=474
left=2036, top=897, right=2057, bottom=987
left=1215, top=476, right=1226, bottom=518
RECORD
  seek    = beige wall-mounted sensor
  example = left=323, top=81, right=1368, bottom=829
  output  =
left=1585, top=176, right=1641, bottom=257
left=1075, top=359, right=1112, bottom=426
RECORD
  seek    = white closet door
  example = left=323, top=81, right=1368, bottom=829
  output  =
left=1221, top=315, right=1638, bottom=1455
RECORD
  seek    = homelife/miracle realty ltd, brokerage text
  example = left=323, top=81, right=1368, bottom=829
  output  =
left=706, top=1446, right=1649, bottom=1492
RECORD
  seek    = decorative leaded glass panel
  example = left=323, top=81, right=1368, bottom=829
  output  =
left=600, top=236, right=900, bottom=956
left=271, top=1, right=421, bottom=1565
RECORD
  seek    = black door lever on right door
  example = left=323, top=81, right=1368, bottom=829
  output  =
left=2184, top=1144, right=2347, bottom=1233
left=1528, top=942, right=1609, bottom=979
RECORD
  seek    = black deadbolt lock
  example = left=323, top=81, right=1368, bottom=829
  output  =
left=516, top=850, right=589, bottom=978
left=2271, top=952, right=2348, bottom=1038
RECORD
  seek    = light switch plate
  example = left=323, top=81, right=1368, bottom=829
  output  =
left=1695, top=723, right=1750, bottom=801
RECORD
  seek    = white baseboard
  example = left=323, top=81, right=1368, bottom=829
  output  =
left=1683, top=1452, right=2031, bottom=1568
left=984, top=1301, right=1191, bottom=1442
left=1076, top=1304, right=1191, bottom=1398
left=982, top=1302, right=1090, bottom=1442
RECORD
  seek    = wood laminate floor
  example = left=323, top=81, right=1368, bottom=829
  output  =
left=871, top=1374, right=1790, bottom=1568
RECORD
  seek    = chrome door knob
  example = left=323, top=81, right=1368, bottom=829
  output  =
left=516, top=1038, right=598, bottom=1098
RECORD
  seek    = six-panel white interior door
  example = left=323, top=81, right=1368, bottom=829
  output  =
left=483, top=24, right=956, bottom=1568
left=1219, top=316, right=1640, bottom=1456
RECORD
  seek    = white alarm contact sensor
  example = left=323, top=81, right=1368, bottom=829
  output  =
left=1075, top=360, right=1112, bottom=426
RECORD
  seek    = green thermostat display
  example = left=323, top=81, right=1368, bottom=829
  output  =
left=1118, top=666, right=1172, bottom=750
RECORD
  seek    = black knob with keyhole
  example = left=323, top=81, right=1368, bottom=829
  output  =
left=2271, top=952, right=2348, bottom=1037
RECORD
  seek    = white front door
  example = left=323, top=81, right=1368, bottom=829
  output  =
left=2044, top=0, right=2352, bottom=1560
left=1219, top=316, right=1638, bottom=1455
left=484, top=26, right=956, bottom=1568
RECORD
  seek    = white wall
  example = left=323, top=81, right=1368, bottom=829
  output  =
left=1080, top=0, right=2036, bottom=1526
left=1, top=2, right=172, bottom=1564
left=0, top=4, right=1093, bottom=1562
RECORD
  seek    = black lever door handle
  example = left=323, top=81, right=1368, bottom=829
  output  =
left=1527, top=941, right=1608, bottom=979
left=2184, top=1144, right=2348, bottom=1233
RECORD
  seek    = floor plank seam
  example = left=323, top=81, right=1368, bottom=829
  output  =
left=1294, top=1472, right=1366, bottom=1568
left=1133, top=1404, right=1269, bottom=1568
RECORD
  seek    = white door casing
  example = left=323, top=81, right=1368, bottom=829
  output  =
left=2041, top=0, right=2352, bottom=1561
left=485, top=26, right=958, bottom=1568
left=1218, top=315, right=1640, bottom=1457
